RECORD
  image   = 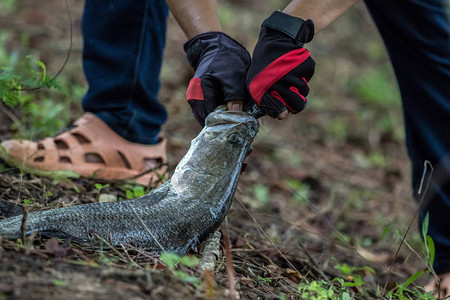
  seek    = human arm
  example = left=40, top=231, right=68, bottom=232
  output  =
left=247, top=0, right=360, bottom=119
left=283, top=0, right=360, bottom=34
left=166, top=0, right=247, bottom=125
left=165, top=0, right=222, bottom=39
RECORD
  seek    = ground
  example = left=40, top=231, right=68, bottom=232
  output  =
left=0, top=0, right=436, bottom=299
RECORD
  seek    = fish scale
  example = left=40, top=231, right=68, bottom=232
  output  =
left=0, top=107, right=258, bottom=255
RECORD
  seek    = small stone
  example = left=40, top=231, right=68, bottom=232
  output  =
left=98, top=194, right=116, bottom=203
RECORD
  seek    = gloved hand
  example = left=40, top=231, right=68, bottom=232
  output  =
left=247, top=11, right=316, bottom=118
left=184, top=32, right=251, bottom=126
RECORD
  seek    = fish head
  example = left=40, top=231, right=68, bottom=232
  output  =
left=170, top=106, right=258, bottom=199
left=202, top=106, right=258, bottom=157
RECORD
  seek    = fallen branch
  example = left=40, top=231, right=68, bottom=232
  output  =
left=199, top=231, right=221, bottom=273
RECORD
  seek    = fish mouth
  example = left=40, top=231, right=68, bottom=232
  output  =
left=205, top=109, right=258, bottom=138
left=206, top=107, right=257, bottom=127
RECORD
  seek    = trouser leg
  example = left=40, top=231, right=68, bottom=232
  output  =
left=82, top=0, right=169, bottom=145
left=364, top=0, right=450, bottom=273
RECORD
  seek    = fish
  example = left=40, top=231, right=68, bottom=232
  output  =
left=0, top=106, right=258, bottom=255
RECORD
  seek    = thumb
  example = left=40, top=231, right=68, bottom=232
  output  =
left=227, top=100, right=243, bottom=111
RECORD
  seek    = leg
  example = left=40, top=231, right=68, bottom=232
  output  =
left=0, top=0, right=169, bottom=185
left=364, top=0, right=450, bottom=276
left=82, top=0, right=169, bottom=145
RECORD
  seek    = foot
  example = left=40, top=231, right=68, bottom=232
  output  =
left=425, top=272, right=450, bottom=298
left=0, top=113, right=167, bottom=186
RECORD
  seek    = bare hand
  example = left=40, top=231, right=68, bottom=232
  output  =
left=425, top=272, right=450, bottom=298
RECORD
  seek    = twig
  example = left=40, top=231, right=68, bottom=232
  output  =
left=235, top=197, right=308, bottom=283
left=125, top=202, right=165, bottom=253
left=119, top=242, right=139, bottom=267
left=0, top=102, right=20, bottom=124
left=92, top=233, right=127, bottom=263
left=221, top=218, right=239, bottom=300
left=199, top=231, right=221, bottom=272
left=402, top=238, right=439, bottom=281
left=20, top=207, right=29, bottom=242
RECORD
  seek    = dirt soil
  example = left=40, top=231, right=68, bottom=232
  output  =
left=0, top=0, right=430, bottom=299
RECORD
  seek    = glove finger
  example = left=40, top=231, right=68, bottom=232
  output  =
left=258, top=92, right=288, bottom=118
left=201, top=75, right=226, bottom=112
left=272, top=84, right=308, bottom=114
left=296, top=55, right=316, bottom=82
left=186, top=77, right=206, bottom=125
left=188, top=99, right=208, bottom=127
left=186, top=75, right=225, bottom=126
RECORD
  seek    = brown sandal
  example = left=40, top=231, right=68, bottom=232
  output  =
left=0, top=113, right=167, bottom=186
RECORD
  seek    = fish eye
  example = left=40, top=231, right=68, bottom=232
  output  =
left=227, top=133, right=240, bottom=144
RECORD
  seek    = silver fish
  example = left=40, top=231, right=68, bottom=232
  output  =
left=0, top=107, right=258, bottom=255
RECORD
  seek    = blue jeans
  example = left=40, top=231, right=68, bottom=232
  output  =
left=365, top=0, right=450, bottom=274
left=82, top=0, right=168, bottom=145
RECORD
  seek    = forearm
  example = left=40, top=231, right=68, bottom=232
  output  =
left=166, top=0, right=222, bottom=39
left=283, top=0, right=360, bottom=33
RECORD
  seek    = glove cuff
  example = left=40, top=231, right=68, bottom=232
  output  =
left=262, top=11, right=314, bottom=44
left=183, top=31, right=250, bottom=70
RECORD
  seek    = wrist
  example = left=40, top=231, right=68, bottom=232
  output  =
left=262, top=11, right=314, bottom=44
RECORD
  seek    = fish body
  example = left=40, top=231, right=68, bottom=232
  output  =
left=0, top=107, right=258, bottom=255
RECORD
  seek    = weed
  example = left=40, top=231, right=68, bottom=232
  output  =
left=96, top=242, right=118, bottom=265
left=0, top=55, right=66, bottom=108
left=298, top=280, right=351, bottom=300
left=52, top=279, right=67, bottom=287
left=421, top=213, right=435, bottom=268
left=385, top=214, right=437, bottom=299
left=160, top=252, right=201, bottom=286
left=0, top=32, right=74, bottom=139
left=353, top=65, right=401, bottom=108
left=334, top=263, right=375, bottom=289
left=94, top=183, right=110, bottom=202
left=285, top=178, right=311, bottom=204
left=253, top=183, right=270, bottom=205
left=324, top=117, right=349, bottom=143
left=22, top=198, right=33, bottom=206
left=257, top=275, right=272, bottom=285
left=125, top=185, right=146, bottom=200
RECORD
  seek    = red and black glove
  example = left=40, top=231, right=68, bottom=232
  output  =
left=184, top=32, right=251, bottom=126
left=247, top=11, right=316, bottom=118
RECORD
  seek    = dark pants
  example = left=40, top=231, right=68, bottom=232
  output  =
left=82, top=0, right=168, bottom=145
left=81, top=0, right=450, bottom=273
left=365, top=0, right=450, bottom=274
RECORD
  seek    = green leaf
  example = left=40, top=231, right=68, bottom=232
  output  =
left=382, top=225, right=391, bottom=238
left=253, top=184, right=269, bottom=205
left=95, top=183, right=109, bottom=191
left=422, top=212, right=430, bottom=238
left=174, top=270, right=200, bottom=285
left=400, top=269, right=424, bottom=291
left=52, top=279, right=67, bottom=286
left=125, top=190, right=134, bottom=200
left=425, top=235, right=435, bottom=266
left=160, top=252, right=180, bottom=269
left=23, top=198, right=33, bottom=205
left=179, top=255, right=199, bottom=267
left=133, top=186, right=145, bottom=198
left=36, top=60, right=47, bottom=82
